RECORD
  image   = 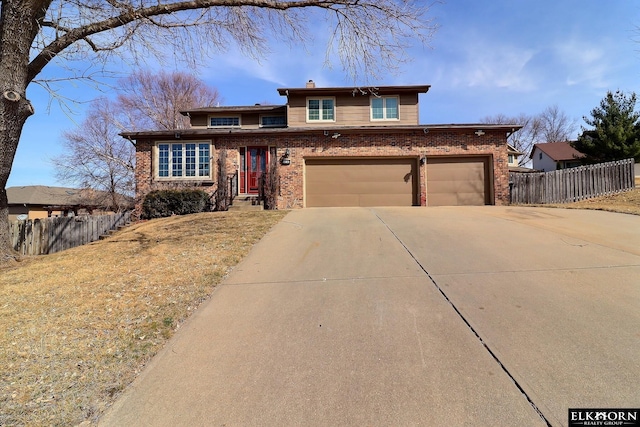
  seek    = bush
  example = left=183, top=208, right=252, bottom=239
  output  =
left=142, top=189, right=212, bottom=219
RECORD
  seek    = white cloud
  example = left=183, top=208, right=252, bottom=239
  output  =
left=444, top=41, right=538, bottom=91
left=554, top=38, right=611, bottom=89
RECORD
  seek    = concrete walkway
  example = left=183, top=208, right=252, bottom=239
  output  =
left=99, top=207, right=640, bottom=427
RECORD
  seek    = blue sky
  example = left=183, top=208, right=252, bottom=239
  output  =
left=8, top=0, right=640, bottom=187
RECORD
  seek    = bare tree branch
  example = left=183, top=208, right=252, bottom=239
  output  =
left=28, top=0, right=436, bottom=82
left=481, top=106, right=577, bottom=166
left=53, top=71, right=220, bottom=203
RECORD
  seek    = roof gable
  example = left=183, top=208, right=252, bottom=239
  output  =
left=532, top=142, right=584, bottom=161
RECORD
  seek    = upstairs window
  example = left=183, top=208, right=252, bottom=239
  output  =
left=260, top=115, right=287, bottom=128
left=209, top=117, right=240, bottom=128
left=307, top=98, right=335, bottom=122
left=157, top=142, right=211, bottom=179
left=371, top=96, right=399, bottom=120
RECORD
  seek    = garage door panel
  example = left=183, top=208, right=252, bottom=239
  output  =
left=305, top=158, right=416, bottom=207
left=427, top=157, right=490, bottom=206
left=308, top=194, right=361, bottom=207
left=307, top=165, right=412, bottom=182
left=429, top=180, right=485, bottom=193
left=308, top=193, right=413, bottom=207
left=307, top=181, right=413, bottom=195
left=428, top=192, right=486, bottom=206
left=358, top=194, right=413, bottom=206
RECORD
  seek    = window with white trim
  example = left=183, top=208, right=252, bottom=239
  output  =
left=307, top=98, right=335, bottom=122
left=371, top=96, right=399, bottom=120
left=209, top=116, right=240, bottom=128
left=157, top=142, right=211, bottom=179
left=260, top=115, right=286, bottom=127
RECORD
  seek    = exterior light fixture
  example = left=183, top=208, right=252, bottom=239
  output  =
left=281, top=148, right=291, bottom=165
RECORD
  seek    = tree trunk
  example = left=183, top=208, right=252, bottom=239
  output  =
left=0, top=104, right=31, bottom=260
left=0, top=0, right=48, bottom=261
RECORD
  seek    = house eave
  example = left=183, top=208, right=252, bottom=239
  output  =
left=277, top=85, right=431, bottom=97
left=180, top=105, right=287, bottom=116
left=121, top=123, right=522, bottom=140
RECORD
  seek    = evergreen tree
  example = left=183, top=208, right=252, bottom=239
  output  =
left=573, top=90, right=640, bottom=163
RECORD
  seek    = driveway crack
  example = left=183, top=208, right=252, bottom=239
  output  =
left=373, top=210, right=553, bottom=427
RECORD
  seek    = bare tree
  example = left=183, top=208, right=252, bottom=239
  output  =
left=54, top=71, right=219, bottom=206
left=118, top=70, right=221, bottom=130
left=481, top=105, right=577, bottom=166
left=53, top=97, right=135, bottom=211
left=537, top=104, right=577, bottom=143
left=481, top=113, right=540, bottom=166
left=0, top=0, right=437, bottom=260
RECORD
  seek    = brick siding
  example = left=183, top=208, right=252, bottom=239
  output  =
left=134, top=129, right=510, bottom=213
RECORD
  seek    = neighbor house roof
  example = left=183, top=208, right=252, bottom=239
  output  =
left=531, top=142, right=584, bottom=161
left=7, top=186, right=133, bottom=209
left=507, top=144, right=524, bottom=156
left=7, top=186, right=86, bottom=206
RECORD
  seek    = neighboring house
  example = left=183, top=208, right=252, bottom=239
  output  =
left=507, top=144, right=522, bottom=168
left=125, top=81, right=521, bottom=210
left=507, top=144, right=537, bottom=173
left=7, top=186, right=133, bottom=221
left=531, top=142, right=584, bottom=172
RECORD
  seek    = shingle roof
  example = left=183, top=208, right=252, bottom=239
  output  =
left=7, top=186, right=85, bottom=205
left=7, top=186, right=133, bottom=208
left=532, top=142, right=584, bottom=161
left=507, top=144, right=524, bottom=156
left=181, top=105, right=286, bottom=115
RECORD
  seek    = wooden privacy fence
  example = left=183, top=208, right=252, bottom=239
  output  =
left=10, top=211, right=132, bottom=255
left=510, top=158, right=635, bottom=205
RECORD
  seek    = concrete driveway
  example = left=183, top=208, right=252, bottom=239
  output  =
left=99, top=207, right=640, bottom=427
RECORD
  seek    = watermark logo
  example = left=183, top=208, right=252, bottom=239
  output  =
left=569, top=409, right=640, bottom=426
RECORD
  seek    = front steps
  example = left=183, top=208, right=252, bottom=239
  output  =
left=228, top=196, right=263, bottom=211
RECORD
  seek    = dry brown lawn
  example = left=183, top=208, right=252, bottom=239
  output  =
left=0, top=210, right=287, bottom=427
left=537, top=185, right=640, bottom=215
left=2, top=185, right=639, bottom=426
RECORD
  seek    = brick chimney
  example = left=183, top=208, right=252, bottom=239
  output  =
left=306, top=80, right=316, bottom=88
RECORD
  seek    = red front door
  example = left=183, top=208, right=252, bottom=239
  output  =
left=246, top=147, right=268, bottom=194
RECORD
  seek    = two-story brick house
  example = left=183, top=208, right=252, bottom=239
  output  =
left=126, top=81, right=520, bottom=211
